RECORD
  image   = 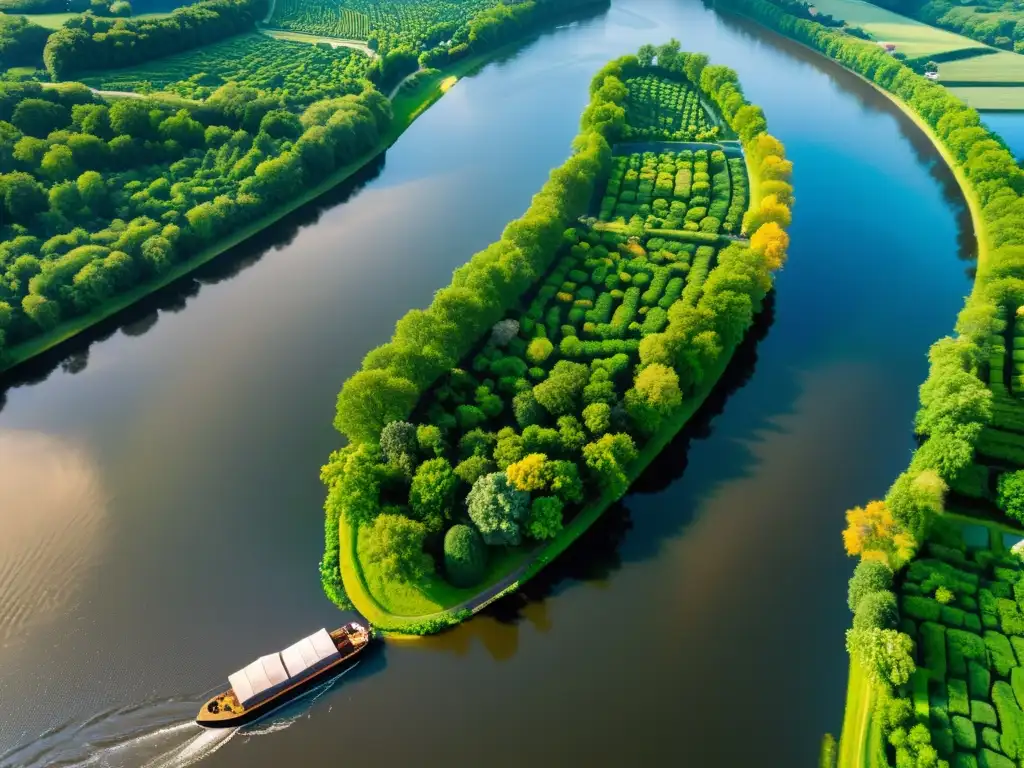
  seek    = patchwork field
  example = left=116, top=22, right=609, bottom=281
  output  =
left=80, top=33, right=371, bottom=104
left=808, top=0, right=989, bottom=57
left=892, top=518, right=1024, bottom=768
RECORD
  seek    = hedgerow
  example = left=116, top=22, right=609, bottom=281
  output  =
left=320, top=43, right=792, bottom=630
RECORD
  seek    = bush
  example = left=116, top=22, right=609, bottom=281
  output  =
left=998, top=470, right=1024, bottom=523
left=904, top=595, right=942, bottom=622
left=981, top=726, right=1002, bottom=750
left=952, top=715, right=977, bottom=750
left=987, top=631, right=1017, bottom=677
left=993, top=679, right=1024, bottom=758
left=953, top=752, right=978, bottom=768
left=970, top=660, right=992, bottom=699
left=942, top=606, right=967, bottom=627
left=973, top=699, right=999, bottom=726
left=443, top=524, right=487, bottom=587
left=948, top=678, right=969, bottom=715
left=979, top=748, right=1015, bottom=768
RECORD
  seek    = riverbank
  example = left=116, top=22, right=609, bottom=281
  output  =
left=0, top=39, right=541, bottom=375
left=717, top=4, right=1015, bottom=765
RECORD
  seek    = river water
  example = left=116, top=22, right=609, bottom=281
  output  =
left=0, top=0, right=978, bottom=765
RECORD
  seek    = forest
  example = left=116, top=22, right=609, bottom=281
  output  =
left=319, top=42, right=793, bottom=632
left=720, top=0, right=1024, bottom=764
left=0, top=80, right=391, bottom=359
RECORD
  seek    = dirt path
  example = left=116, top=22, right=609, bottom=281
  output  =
left=388, top=67, right=425, bottom=100
left=42, top=83, right=147, bottom=100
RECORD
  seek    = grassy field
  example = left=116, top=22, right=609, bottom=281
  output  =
left=808, top=0, right=989, bottom=57
left=948, top=86, right=1024, bottom=111
left=838, top=659, right=886, bottom=768
left=941, top=51, right=1024, bottom=84
left=22, top=10, right=171, bottom=27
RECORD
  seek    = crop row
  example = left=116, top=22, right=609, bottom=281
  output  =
left=622, top=74, right=720, bottom=142
left=597, top=148, right=744, bottom=235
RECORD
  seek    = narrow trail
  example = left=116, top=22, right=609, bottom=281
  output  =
left=388, top=67, right=426, bottom=100
left=41, top=83, right=147, bottom=100
left=258, top=28, right=378, bottom=58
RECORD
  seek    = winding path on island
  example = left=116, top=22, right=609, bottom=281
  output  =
left=0, top=0, right=990, bottom=766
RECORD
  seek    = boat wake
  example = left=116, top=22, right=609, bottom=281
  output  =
left=2, top=663, right=360, bottom=768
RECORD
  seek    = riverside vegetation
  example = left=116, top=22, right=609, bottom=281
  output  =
left=716, top=0, right=1024, bottom=765
left=319, top=42, right=794, bottom=634
left=0, top=0, right=606, bottom=369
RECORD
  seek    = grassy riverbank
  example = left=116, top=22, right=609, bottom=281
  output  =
left=0, top=44, right=524, bottom=374
left=337, top=338, right=740, bottom=634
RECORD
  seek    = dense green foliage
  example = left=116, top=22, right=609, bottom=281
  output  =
left=730, top=0, right=1024, bottom=763
left=44, top=0, right=267, bottom=79
left=80, top=34, right=371, bottom=103
left=320, top=44, right=792, bottom=620
left=916, top=0, right=1022, bottom=54
left=0, top=80, right=391, bottom=359
left=621, top=73, right=719, bottom=142
left=442, top=523, right=486, bottom=586
left=0, top=14, right=50, bottom=67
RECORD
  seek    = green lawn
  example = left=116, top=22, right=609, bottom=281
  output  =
left=941, top=51, right=1024, bottom=84
left=808, top=0, right=989, bottom=57
left=947, top=86, right=1024, bottom=111
left=21, top=10, right=171, bottom=28
left=838, top=659, right=885, bottom=768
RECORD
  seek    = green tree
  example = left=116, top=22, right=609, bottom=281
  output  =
left=506, top=453, right=547, bottom=491
left=466, top=472, right=530, bottom=546
left=846, top=628, right=915, bottom=687
left=583, top=402, right=611, bottom=435
left=40, top=145, right=77, bottom=182
left=533, top=360, right=589, bottom=416
left=21, top=293, right=59, bottom=329
left=409, top=458, right=457, bottom=533
left=12, top=98, right=69, bottom=138
left=362, top=513, right=433, bottom=584
left=3, top=172, right=46, bottom=221
left=443, top=524, right=487, bottom=586
left=380, top=420, right=418, bottom=464
left=853, top=590, right=899, bottom=630
left=544, top=459, right=583, bottom=503
left=847, top=560, right=894, bottom=612
left=998, top=470, right=1024, bottom=524
left=416, top=424, right=445, bottom=457
left=454, top=454, right=495, bottom=486
left=583, top=433, right=637, bottom=497
left=513, top=389, right=543, bottom=428
left=48, top=181, right=81, bottom=219
left=526, top=496, right=563, bottom=540
left=334, top=369, right=419, bottom=443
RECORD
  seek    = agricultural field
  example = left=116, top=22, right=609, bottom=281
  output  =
left=808, top=0, right=990, bottom=57
left=885, top=518, right=1024, bottom=768
left=948, top=87, right=1024, bottom=111
left=80, top=33, right=372, bottom=105
left=940, top=51, right=1024, bottom=83
left=622, top=74, right=721, bottom=141
left=596, top=148, right=748, bottom=235
left=268, top=0, right=497, bottom=51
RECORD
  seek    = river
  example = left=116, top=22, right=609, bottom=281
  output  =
left=0, top=0, right=978, bottom=765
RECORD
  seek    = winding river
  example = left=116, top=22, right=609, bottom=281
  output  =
left=0, top=0, right=982, bottom=765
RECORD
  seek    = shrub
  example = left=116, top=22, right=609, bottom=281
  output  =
left=904, top=595, right=942, bottom=622
left=952, top=715, right=977, bottom=749
left=987, top=631, right=1017, bottom=677
left=948, top=678, right=969, bottom=715
left=981, top=726, right=1002, bottom=750
left=443, top=525, right=487, bottom=587
left=942, top=606, right=967, bottom=627
left=953, top=754, right=977, bottom=768
left=361, top=514, right=433, bottom=584
left=454, top=455, right=495, bottom=486
left=970, top=660, right=992, bottom=699
left=979, top=748, right=1014, bottom=768
left=993, top=679, right=1024, bottom=758
left=973, top=699, right=999, bottom=726
left=408, top=458, right=457, bottom=533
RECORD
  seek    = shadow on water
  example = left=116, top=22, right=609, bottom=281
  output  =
left=0, top=152, right=389, bottom=401
left=714, top=8, right=979, bottom=270
left=414, top=291, right=777, bottom=661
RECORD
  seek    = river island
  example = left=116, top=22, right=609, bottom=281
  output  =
left=320, top=42, right=794, bottom=634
